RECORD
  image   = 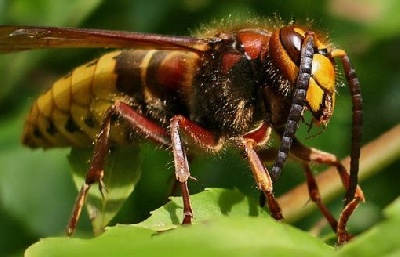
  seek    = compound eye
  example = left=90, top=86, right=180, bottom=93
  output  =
left=280, top=26, right=303, bottom=64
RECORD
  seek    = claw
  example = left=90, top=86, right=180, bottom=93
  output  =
left=98, top=178, right=108, bottom=199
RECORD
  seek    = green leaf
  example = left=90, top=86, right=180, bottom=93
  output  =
left=334, top=197, right=400, bottom=257
left=23, top=192, right=400, bottom=257
left=141, top=188, right=270, bottom=230
left=68, top=146, right=141, bottom=235
left=25, top=197, right=333, bottom=257
left=26, top=220, right=333, bottom=256
left=109, top=143, right=175, bottom=225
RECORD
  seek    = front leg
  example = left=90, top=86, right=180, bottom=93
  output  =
left=289, top=138, right=364, bottom=242
left=241, top=138, right=283, bottom=221
left=241, top=123, right=284, bottom=220
left=289, top=137, right=364, bottom=202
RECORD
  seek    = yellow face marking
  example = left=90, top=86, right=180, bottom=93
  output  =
left=306, top=78, right=324, bottom=113
left=293, top=27, right=305, bottom=36
left=293, top=27, right=328, bottom=50
left=311, top=54, right=335, bottom=93
left=306, top=54, right=336, bottom=120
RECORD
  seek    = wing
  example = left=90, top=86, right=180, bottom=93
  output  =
left=0, top=25, right=210, bottom=53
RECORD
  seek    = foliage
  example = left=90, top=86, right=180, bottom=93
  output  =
left=26, top=189, right=333, bottom=257
left=25, top=190, right=400, bottom=257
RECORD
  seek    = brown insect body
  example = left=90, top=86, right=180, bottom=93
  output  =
left=0, top=20, right=363, bottom=243
left=23, top=26, right=333, bottom=149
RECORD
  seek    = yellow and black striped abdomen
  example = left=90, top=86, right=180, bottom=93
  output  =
left=22, top=49, right=200, bottom=148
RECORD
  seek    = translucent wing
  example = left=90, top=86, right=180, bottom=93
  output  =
left=0, top=26, right=210, bottom=53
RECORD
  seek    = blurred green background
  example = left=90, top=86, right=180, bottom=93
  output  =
left=0, top=0, right=399, bottom=256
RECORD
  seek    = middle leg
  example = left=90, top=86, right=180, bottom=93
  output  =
left=170, top=115, right=222, bottom=224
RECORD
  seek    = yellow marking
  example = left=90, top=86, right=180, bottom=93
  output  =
left=23, top=51, right=123, bottom=148
left=293, top=27, right=305, bottom=36
left=311, top=54, right=335, bottom=93
left=51, top=75, right=71, bottom=113
left=90, top=98, right=130, bottom=144
left=89, top=96, right=132, bottom=144
left=92, top=51, right=121, bottom=99
left=36, top=90, right=54, bottom=117
left=306, top=78, right=324, bottom=113
left=330, top=49, right=346, bottom=58
left=71, top=103, right=98, bottom=139
left=71, top=63, right=96, bottom=106
left=293, top=27, right=328, bottom=51
left=35, top=112, right=67, bottom=146
left=51, top=108, right=91, bottom=147
left=22, top=104, right=42, bottom=147
left=141, top=50, right=157, bottom=103
left=90, top=99, right=113, bottom=121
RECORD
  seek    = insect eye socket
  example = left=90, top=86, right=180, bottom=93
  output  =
left=280, top=26, right=303, bottom=64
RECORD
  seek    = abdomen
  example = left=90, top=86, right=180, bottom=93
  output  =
left=22, top=49, right=200, bottom=148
